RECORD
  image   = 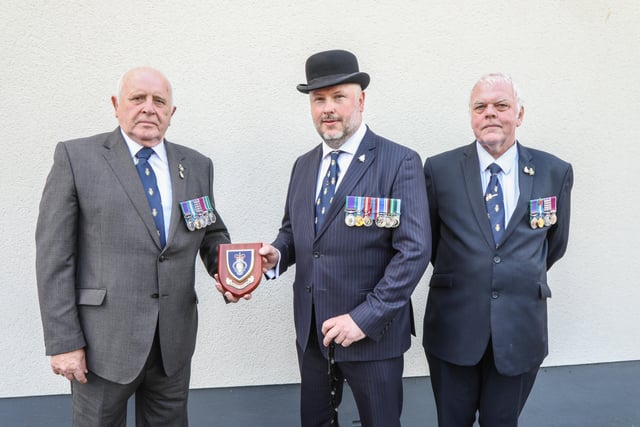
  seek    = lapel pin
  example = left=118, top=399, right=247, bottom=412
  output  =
left=358, top=154, right=365, bottom=163
left=523, top=166, right=535, bottom=176
left=178, top=164, right=185, bottom=179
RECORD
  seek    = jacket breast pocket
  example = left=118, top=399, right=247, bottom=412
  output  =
left=76, top=288, right=107, bottom=306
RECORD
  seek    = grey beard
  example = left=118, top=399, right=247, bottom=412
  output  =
left=321, top=128, right=356, bottom=149
left=322, top=136, right=347, bottom=149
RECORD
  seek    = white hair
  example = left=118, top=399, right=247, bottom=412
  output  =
left=470, top=72, right=523, bottom=112
left=114, top=67, right=174, bottom=107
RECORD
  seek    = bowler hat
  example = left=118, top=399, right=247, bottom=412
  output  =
left=296, top=50, right=370, bottom=94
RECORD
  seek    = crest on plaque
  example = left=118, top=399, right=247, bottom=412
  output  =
left=217, top=243, right=263, bottom=297
left=227, top=250, right=253, bottom=282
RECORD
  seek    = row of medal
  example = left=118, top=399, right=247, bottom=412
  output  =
left=529, top=196, right=557, bottom=229
left=180, top=196, right=217, bottom=231
left=344, top=196, right=402, bottom=228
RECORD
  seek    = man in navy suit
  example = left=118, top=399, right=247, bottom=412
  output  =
left=259, top=50, right=431, bottom=427
left=422, top=73, right=573, bottom=426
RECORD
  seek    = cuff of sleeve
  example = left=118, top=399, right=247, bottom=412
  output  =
left=264, top=248, right=282, bottom=280
left=45, top=332, right=87, bottom=356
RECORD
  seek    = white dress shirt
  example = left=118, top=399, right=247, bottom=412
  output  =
left=315, top=122, right=367, bottom=198
left=122, top=130, right=173, bottom=240
left=477, top=141, right=520, bottom=227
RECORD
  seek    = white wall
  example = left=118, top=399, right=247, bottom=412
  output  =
left=1, top=0, right=639, bottom=398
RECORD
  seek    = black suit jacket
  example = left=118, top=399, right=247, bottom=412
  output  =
left=423, top=142, right=573, bottom=376
left=273, top=127, right=431, bottom=362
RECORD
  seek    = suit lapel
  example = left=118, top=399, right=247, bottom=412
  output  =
left=302, top=146, right=323, bottom=239
left=165, top=141, right=187, bottom=247
left=461, top=143, right=496, bottom=249
left=501, top=144, right=534, bottom=242
left=102, top=128, right=163, bottom=249
left=315, top=130, right=377, bottom=240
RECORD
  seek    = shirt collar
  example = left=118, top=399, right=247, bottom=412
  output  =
left=321, top=122, right=366, bottom=158
left=476, top=140, right=519, bottom=176
left=120, top=128, right=168, bottom=163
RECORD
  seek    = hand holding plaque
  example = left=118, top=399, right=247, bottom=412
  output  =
left=217, top=243, right=263, bottom=297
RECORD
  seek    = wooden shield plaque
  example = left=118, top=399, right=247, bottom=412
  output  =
left=217, top=243, right=263, bottom=297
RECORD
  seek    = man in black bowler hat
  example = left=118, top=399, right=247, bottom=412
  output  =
left=259, top=49, right=431, bottom=426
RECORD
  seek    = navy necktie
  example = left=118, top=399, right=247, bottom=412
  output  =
left=136, top=147, right=166, bottom=247
left=315, top=150, right=341, bottom=233
left=485, top=163, right=505, bottom=245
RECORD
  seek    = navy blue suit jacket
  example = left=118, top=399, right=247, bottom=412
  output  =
left=423, top=142, right=573, bottom=376
left=273, top=127, right=431, bottom=362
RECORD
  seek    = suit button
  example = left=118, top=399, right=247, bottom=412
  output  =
left=305, top=285, right=312, bottom=293
left=492, top=291, right=500, bottom=299
left=493, top=256, right=501, bottom=264
left=159, top=255, right=167, bottom=262
left=313, top=252, right=320, bottom=258
left=151, top=293, right=159, bottom=299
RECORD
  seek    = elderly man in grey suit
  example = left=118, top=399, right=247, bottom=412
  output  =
left=36, top=67, right=231, bottom=426
left=259, top=50, right=431, bottom=427
left=423, top=73, right=573, bottom=426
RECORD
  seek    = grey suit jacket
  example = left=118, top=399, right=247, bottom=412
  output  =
left=423, top=142, right=573, bottom=376
left=36, top=128, right=230, bottom=384
left=273, top=127, right=431, bottom=362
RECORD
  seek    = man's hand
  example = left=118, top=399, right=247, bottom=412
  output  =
left=321, top=314, right=366, bottom=347
left=214, top=274, right=252, bottom=303
left=259, top=244, right=279, bottom=272
left=51, top=348, right=88, bottom=383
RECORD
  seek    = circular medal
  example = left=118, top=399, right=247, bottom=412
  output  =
left=345, top=214, right=356, bottom=227
left=197, top=217, right=207, bottom=229
left=392, top=216, right=400, bottom=228
left=530, top=218, right=538, bottom=229
left=363, top=216, right=373, bottom=227
left=550, top=213, right=557, bottom=225
left=187, top=219, right=196, bottom=232
left=355, top=216, right=364, bottom=227
left=537, top=217, right=545, bottom=228
left=544, top=215, right=551, bottom=227
left=376, top=215, right=387, bottom=228
left=385, top=216, right=394, bottom=228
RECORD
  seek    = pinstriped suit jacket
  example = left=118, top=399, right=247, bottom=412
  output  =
left=273, top=127, right=431, bottom=362
left=423, top=142, right=573, bottom=376
left=36, top=128, right=230, bottom=384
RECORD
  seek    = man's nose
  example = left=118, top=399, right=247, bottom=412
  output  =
left=484, top=104, right=497, bottom=117
left=322, top=101, right=336, bottom=114
left=141, top=97, right=156, bottom=114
